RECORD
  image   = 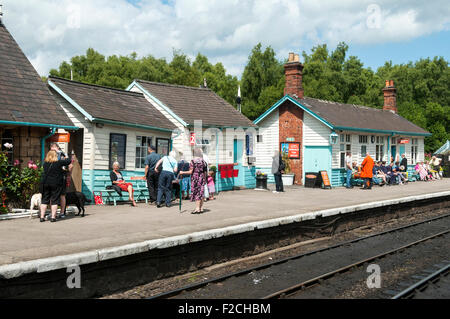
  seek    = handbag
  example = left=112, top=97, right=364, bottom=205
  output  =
left=93, top=192, right=104, bottom=205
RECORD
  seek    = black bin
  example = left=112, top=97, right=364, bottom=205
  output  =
left=305, top=172, right=318, bottom=188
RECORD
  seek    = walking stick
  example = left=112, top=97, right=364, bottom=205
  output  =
left=179, top=179, right=182, bottom=213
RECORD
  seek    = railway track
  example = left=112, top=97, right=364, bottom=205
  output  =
left=149, top=212, right=450, bottom=299
left=391, top=262, right=450, bottom=299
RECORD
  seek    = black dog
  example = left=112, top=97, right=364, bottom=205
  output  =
left=64, top=192, right=92, bottom=217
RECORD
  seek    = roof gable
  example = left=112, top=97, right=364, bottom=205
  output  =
left=131, top=80, right=256, bottom=128
left=0, top=22, right=74, bottom=128
left=48, top=77, right=176, bottom=132
left=255, top=95, right=431, bottom=136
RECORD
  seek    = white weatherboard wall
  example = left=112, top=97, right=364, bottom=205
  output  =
left=303, top=113, right=331, bottom=146
left=255, top=110, right=279, bottom=170
left=53, top=89, right=171, bottom=171
left=52, top=91, right=95, bottom=170
left=130, top=85, right=241, bottom=167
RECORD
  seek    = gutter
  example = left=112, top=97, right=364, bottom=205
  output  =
left=41, top=128, right=56, bottom=162
left=92, top=118, right=174, bottom=133
left=334, top=126, right=432, bottom=137
left=0, top=120, right=79, bottom=131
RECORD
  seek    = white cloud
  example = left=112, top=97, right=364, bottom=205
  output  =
left=2, top=0, right=449, bottom=77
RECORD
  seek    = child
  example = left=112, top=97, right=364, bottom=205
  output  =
left=207, top=170, right=216, bottom=200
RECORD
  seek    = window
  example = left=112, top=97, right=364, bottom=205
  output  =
left=375, top=136, right=385, bottom=161
left=136, top=136, right=153, bottom=169
left=359, top=135, right=368, bottom=144
left=257, top=135, right=263, bottom=143
left=376, top=145, right=384, bottom=162
left=361, top=145, right=367, bottom=157
left=109, top=134, right=127, bottom=169
left=156, top=138, right=170, bottom=156
left=411, top=138, right=418, bottom=163
left=339, top=134, right=351, bottom=168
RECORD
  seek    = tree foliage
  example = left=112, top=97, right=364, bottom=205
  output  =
left=50, top=43, right=449, bottom=153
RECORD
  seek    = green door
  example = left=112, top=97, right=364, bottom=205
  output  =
left=304, top=146, right=332, bottom=179
left=233, top=139, right=245, bottom=187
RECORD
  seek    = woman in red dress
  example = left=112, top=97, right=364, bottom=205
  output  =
left=110, top=162, right=137, bottom=207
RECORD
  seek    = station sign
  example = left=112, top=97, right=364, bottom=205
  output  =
left=190, top=133, right=195, bottom=146
left=398, top=139, right=410, bottom=144
left=49, top=133, right=70, bottom=143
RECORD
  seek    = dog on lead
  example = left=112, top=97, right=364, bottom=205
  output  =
left=29, top=192, right=91, bottom=218
left=64, top=192, right=92, bottom=217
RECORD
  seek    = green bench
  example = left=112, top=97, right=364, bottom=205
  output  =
left=93, top=176, right=149, bottom=206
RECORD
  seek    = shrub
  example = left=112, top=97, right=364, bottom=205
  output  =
left=0, top=148, right=42, bottom=213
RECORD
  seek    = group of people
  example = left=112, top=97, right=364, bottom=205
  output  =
left=39, top=143, right=74, bottom=222
left=110, top=146, right=216, bottom=214
left=414, top=156, right=443, bottom=181
left=346, top=152, right=443, bottom=190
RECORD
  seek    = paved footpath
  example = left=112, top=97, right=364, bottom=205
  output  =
left=0, top=179, right=449, bottom=266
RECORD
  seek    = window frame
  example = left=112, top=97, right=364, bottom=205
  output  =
left=109, top=133, right=127, bottom=170
left=156, top=138, right=170, bottom=156
left=135, top=136, right=154, bottom=169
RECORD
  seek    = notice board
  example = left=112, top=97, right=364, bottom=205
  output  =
left=315, top=170, right=331, bottom=189
left=280, top=142, right=301, bottom=159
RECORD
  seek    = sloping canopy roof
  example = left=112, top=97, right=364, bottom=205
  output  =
left=133, top=80, right=256, bottom=128
left=0, top=22, right=76, bottom=128
left=255, top=95, right=431, bottom=136
left=48, top=77, right=176, bottom=132
left=434, top=140, right=450, bottom=155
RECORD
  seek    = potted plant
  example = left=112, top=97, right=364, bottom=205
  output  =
left=255, top=171, right=268, bottom=190
left=281, top=153, right=295, bottom=186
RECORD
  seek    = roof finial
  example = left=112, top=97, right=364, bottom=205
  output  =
left=203, top=78, right=207, bottom=88
left=0, top=4, right=4, bottom=21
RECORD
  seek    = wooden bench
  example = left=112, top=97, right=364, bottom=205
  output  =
left=93, top=176, right=149, bottom=206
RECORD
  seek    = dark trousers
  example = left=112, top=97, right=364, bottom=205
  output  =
left=274, top=173, right=284, bottom=192
left=363, top=178, right=373, bottom=189
left=147, top=170, right=159, bottom=203
left=157, top=171, right=174, bottom=205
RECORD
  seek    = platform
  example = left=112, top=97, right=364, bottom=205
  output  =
left=0, top=179, right=449, bottom=279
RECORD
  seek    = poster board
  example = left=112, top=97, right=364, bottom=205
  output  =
left=315, top=170, right=331, bottom=189
left=280, top=142, right=301, bottom=159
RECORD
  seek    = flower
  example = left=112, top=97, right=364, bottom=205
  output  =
left=13, top=160, right=20, bottom=167
left=3, top=143, right=13, bottom=149
left=31, top=164, right=38, bottom=170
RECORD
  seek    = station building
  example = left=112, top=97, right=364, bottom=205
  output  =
left=47, top=77, right=176, bottom=198
left=0, top=18, right=78, bottom=168
left=253, top=53, right=431, bottom=186
left=127, top=80, right=258, bottom=191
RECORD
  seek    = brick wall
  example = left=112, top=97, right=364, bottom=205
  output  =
left=279, top=100, right=304, bottom=185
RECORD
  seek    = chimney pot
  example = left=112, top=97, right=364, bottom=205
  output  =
left=385, top=80, right=389, bottom=87
left=288, top=52, right=294, bottom=62
left=390, top=80, right=394, bottom=87
left=294, top=54, right=300, bottom=62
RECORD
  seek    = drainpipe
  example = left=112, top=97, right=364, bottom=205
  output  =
left=216, top=128, right=221, bottom=193
left=41, top=128, right=56, bottom=162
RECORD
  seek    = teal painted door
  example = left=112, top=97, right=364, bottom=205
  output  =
left=391, top=146, right=397, bottom=161
left=234, top=139, right=245, bottom=187
left=304, top=146, right=332, bottom=179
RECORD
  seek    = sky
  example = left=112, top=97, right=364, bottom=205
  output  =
left=1, top=0, right=449, bottom=78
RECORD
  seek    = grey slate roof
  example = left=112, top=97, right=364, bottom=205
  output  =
left=49, top=77, right=176, bottom=131
left=136, top=80, right=256, bottom=128
left=294, top=96, right=430, bottom=135
left=0, top=22, right=74, bottom=127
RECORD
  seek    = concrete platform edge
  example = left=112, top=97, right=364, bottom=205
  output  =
left=1, top=190, right=449, bottom=280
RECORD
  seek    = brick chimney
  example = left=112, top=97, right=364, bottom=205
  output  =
left=284, top=52, right=304, bottom=99
left=383, top=80, right=397, bottom=113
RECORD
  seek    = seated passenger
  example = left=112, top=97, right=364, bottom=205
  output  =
left=110, top=162, right=137, bottom=207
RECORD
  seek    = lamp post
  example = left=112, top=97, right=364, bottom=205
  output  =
left=236, top=85, right=242, bottom=113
